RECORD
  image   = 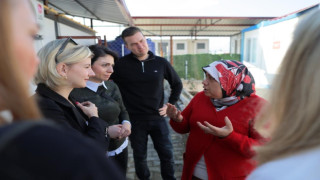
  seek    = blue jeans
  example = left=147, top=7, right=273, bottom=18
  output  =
left=129, top=116, right=176, bottom=180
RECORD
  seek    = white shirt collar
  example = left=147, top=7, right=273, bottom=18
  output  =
left=86, top=81, right=107, bottom=92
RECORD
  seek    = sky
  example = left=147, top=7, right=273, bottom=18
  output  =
left=125, top=0, right=319, bottom=17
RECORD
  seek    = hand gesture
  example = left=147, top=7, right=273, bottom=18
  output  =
left=119, top=122, right=131, bottom=139
left=108, top=124, right=122, bottom=139
left=166, top=103, right=183, bottom=122
left=197, top=116, right=233, bottom=138
left=76, top=101, right=98, bottom=118
left=159, top=104, right=168, bottom=117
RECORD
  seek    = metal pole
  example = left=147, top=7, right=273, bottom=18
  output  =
left=170, top=36, right=173, bottom=65
left=121, top=44, right=125, bottom=57
left=104, top=35, right=107, bottom=47
left=54, top=16, right=59, bottom=39
left=160, top=26, right=163, bottom=57
left=185, top=60, right=188, bottom=80
left=43, top=0, right=48, bottom=15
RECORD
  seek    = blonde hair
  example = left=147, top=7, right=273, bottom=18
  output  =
left=255, top=9, right=320, bottom=165
left=34, top=39, right=92, bottom=89
left=0, top=0, right=41, bottom=123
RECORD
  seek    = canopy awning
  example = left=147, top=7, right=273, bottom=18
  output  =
left=132, top=16, right=274, bottom=37
left=47, top=0, right=133, bottom=25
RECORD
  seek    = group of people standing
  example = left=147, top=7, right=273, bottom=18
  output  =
left=0, top=0, right=182, bottom=178
left=33, top=26, right=183, bottom=180
left=1, top=0, right=320, bottom=180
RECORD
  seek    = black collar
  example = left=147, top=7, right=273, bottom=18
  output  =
left=36, top=83, right=76, bottom=108
left=129, top=51, right=155, bottom=62
left=36, top=84, right=87, bottom=129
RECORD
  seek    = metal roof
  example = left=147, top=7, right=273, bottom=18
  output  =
left=47, top=0, right=133, bottom=25
left=132, top=16, right=275, bottom=37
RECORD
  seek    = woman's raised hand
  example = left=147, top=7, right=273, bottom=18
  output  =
left=197, top=116, right=233, bottom=138
left=166, top=103, right=183, bottom=122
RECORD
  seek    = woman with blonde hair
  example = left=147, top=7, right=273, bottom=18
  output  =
left=0, top=0, right=123, bottom=179
left=34, top=38, right=109, bottom=150
left=248, top=9, right=320, bottom=180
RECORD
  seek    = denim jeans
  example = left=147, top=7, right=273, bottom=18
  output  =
left=129, top=116, right=176, bottom=180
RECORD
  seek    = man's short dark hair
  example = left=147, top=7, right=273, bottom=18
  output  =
left=121, top=26, right=143, bottom=43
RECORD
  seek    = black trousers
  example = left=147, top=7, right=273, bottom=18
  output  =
left=109, top=147, right=128, bottom=177
left=129, top=116, right=176, bottom=180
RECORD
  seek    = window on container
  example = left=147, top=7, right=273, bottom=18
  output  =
left=197, top=43, right=205, bottom=49
left=246, top=39, right=251, bottom=62
left=251, top=38, right=257, bottom=63
left=158, top=42, right=168, bottom=55
left=176, top=43, right=185, bottom=50
left=235, top=40, right=238, bottom=54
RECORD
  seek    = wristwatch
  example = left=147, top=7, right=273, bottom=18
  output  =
left=105, top=127, right=108, bottom=137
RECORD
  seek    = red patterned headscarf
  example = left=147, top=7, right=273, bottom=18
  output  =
left=203, top=60, right=255, bottom=110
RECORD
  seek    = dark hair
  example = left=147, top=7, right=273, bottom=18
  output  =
left=121, top=26, right=143, bottom=43
left=88, top=45, right=119, bottom=65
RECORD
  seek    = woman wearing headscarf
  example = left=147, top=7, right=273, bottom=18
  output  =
left=167, top=60, right=266, bottom=180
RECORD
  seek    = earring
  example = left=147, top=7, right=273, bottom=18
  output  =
left=63, top=76, right=68, bottom=80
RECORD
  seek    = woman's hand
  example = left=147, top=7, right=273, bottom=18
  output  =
left=119, top=122, right=131, bottom=139
left=197, top=116, right=233, bottom=138
left=166, top=103, right=183, bottom=122
left=76, top=101, right=98, bottom=118
left=108, top=124, right=123, bottom=139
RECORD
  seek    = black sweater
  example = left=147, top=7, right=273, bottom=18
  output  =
left=111, top=51, right=183, bottom=118
left=71, top=81, right=130, bottom=151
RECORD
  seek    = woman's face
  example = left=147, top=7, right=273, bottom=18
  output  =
left=202, top=72, right=223, bottom=99
left=90, top=54, right=114, bottom=82
left=66, top=57, right=95, bottom=88
left=11, top=0, right=39, bottom=81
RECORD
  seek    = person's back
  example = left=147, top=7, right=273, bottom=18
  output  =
left=248, top=9, right=320, bottom=180
left=0, top=121, right=124, bottom=180
left=248, top=147, right=320, bottom=180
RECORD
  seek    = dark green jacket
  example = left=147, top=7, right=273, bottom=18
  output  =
left=71, top=81, right=130, bottom=151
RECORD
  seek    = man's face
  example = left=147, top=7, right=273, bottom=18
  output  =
left=124, top=32, right=149, bottom=58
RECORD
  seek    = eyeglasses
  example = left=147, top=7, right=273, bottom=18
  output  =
left=55, top=37, right=78, bottom=64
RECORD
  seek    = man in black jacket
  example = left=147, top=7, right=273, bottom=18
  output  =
left=111, top=27, right=182, bottom=180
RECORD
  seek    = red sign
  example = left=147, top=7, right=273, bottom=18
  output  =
left=273, top=41, right=280, bottom=49
left=38, top=3, right=43, bottom=14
